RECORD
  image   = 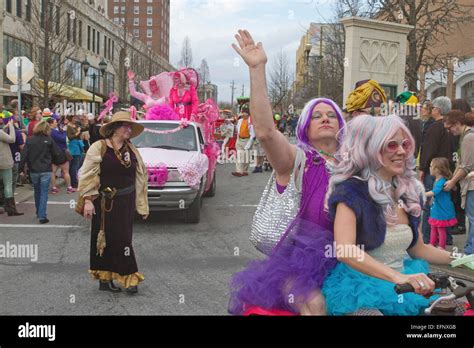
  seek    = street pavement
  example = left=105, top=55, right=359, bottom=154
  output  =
left=1, top=159, right=473, bottom=315
left=0, top=163, right=268, bottom=315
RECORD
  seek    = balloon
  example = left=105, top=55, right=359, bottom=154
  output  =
left=274, top=114, right=281, bottom=121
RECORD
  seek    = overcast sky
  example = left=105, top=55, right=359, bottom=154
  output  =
left=169, top=0, right=334, bottom=104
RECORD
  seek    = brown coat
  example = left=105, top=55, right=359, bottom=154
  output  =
left=75, top=139, right=149, bottom=216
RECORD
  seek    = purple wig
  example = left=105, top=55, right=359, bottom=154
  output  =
left=296, top=98, right=346, bottom=152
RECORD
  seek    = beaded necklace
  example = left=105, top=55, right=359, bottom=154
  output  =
left=110, top=139, right=131, bottom=168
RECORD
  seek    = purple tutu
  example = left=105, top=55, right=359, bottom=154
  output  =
left=228, top=218, right=337, bottom=315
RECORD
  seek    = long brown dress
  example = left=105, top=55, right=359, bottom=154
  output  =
left=89, top=144, right=144, bottom=288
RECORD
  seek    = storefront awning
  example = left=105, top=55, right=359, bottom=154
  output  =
left=36, top=80, right=103, bottom=103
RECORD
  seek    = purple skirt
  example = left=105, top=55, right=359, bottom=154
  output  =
left=229, top=218, right=337, bottom=315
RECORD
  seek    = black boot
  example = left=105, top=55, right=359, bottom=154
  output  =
left=99, top=280, right=121, bottom=293
left=5, top=198, right=24, bottom=216
left=125, top=286, right=138, bottom=294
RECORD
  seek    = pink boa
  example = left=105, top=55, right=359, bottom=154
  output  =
left=204, top=142, right=220, bottom=191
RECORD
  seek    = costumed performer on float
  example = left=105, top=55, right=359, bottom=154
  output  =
left=128, top=70, right=173, bottom=110
left=169, top=69, right=199, bottom=121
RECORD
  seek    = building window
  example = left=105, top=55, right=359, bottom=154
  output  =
left=113, top=17, right=119, bottom=24
left=25, top=0, right=31, bottom=21
left=92, top=28, right=96, bottom=53
left=147, top=18, right=152, bottom=26
left=40, top=0, right=45, bottom=28
left=86, top=66, right=99, bottom=90
left=147, top=30, right=152, bottom=38
left=79, top=20, right=83, bottom=46
left=121, top=17, right=125, bottom=24
left=112, top=40, right=115, bottom=60
left=114, top=6, right=119, bottom=14
left=134, top=6, right=139, bottom=14
left=133, top=18, right=139, bottom=26
left=133, top=29, right=139, bottom=37
left=16, top=0, right=22, bottom=17
left=3, top=35, right=33, bottom=83
left=64, top=58, right=82, bottom=88
left=97, top=31, right=100, bottom=54
left=147, top=41, right=152, bottom=47
left=55, top=5, right=60, bottom=35
left=6, top=0, right=12, bottom=13
left=104, top=36, right=108, bottom=58
left=121, top=6, right=125, bottom=14
left=87, top=26, right=91, bottom=51
left=147, top=6, right=152, bottom=14
left=38, top=48, right=60, bottom=82
left=72, top=18, right=77, bottom=44
left=67, top=16, right=71, bottom=40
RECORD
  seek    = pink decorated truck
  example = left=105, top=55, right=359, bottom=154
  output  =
left=131, top=120, right=218, bottom=223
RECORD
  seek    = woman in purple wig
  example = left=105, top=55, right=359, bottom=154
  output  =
left=228, top=30, right=346, bottom=315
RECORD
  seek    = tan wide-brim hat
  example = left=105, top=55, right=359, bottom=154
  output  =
left=99, top=111, right=144, bottom=138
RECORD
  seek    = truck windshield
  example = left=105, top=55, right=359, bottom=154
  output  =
left=132, top=123, right=198, bottom=152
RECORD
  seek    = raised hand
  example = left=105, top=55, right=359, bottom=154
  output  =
left=232, top=29, right=267, bottom=69
left=127, top=70, right=135, bottom=80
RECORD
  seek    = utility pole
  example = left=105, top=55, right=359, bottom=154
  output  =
left=318, top=25, right=323, bottom=98
left=230, top=80, right=236, bottom=112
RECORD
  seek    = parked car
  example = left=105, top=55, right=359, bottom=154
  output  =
left=131, top=120, right=217, bottom=223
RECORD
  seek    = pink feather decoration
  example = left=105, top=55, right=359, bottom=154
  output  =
left=147, top=163, right=168, bottom=187
left=145, top=104, right=180, bottom=121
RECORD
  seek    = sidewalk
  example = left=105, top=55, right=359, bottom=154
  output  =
left=13, top=178, right=65, bottom=204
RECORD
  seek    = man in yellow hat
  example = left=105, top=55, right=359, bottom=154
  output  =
left=344, top=79, right=388, bottom=120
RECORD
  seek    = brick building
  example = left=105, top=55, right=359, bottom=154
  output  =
left=107, top=0, right=170, bottom=61
left=1, top=0, right=173, bottom=107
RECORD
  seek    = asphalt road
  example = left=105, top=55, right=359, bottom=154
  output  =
left=1, top=159, right=473, bottom=315
left=0, top=163, right=269, bottom=315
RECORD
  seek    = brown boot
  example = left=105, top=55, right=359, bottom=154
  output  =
left=5, top=197, right=24, bottom=216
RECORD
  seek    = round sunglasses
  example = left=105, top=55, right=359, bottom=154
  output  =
left=385, top=139, right=412, bottom=153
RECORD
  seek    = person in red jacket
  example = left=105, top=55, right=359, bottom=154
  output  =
left=27, top=107, right=42, bottom=137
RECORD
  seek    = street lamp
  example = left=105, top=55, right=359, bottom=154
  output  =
left=82, top=58, right=108, bottom=105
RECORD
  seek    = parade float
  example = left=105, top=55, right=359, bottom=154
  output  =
left=113, top=67, right=220, bottom=223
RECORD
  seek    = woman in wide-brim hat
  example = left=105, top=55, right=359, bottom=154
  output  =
left=76, top=111, right=149, bottom=294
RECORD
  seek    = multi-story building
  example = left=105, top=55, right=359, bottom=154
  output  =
left=1, top=0, right=173, bottom=108
left=420, top=5, right=474, bottom=106
left=107, top=0, right=170, bottom=61
left=293, top=23, right=328, bottom=104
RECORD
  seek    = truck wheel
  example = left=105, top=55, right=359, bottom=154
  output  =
left=203, top=173, right=216, bottom=198
left=185, top=194, right=201, bottom=223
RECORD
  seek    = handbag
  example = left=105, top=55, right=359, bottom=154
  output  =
left=249, top=148, right=306, bottom=255
left=65, top=149, right=73, bottom=162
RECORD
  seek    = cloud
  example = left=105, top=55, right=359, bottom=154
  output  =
left=170, top=0, right=332, bottom=103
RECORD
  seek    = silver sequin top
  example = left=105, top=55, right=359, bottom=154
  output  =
left=366, top=224, right=413, bottom=272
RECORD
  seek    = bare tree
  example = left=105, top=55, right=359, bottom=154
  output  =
left=293, top=0, right=368, bottom=106
left=268, top=50, right=292, bottom=115
left=198, top=58, right=211, bottom=84
left=367, top=0, right=474, bottom=92
left=23, top=0, right=76, bottom=106
left=178, top=37, right=193, bottom=68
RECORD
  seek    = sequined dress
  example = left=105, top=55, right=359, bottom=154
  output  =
left=228, top=150, right=337, bottom=315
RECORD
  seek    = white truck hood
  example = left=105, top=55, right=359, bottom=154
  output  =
left=138, top=148, right=208, bottom=169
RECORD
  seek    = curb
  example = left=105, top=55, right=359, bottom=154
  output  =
left=15, top=178, right=66, bottom=204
